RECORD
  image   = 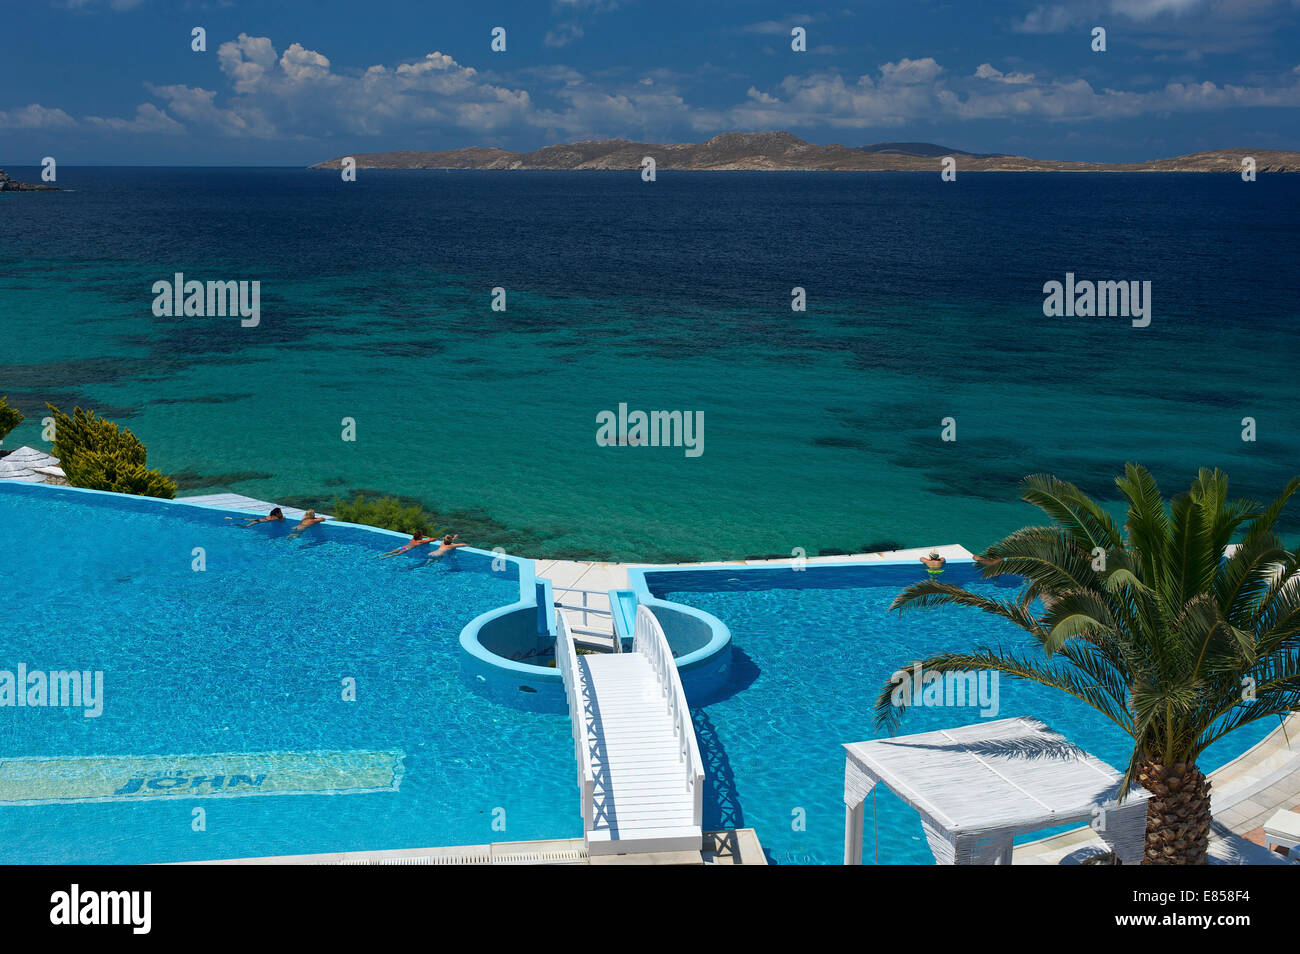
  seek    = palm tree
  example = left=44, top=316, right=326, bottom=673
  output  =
left=875, top=464, right=1300, bottom=864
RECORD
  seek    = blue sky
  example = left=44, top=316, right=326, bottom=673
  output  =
left=2, top=0, right=1298, bottom=164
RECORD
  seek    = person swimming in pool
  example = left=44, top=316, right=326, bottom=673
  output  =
left=427, top=533, right=468, bottom=560
left=920, top=550, right=946, bottom=574
left=235, top=507, right=283, bottom=527
left=378, top=531, right=435, bottom=560
left=287, top=509, right=327, bottom=538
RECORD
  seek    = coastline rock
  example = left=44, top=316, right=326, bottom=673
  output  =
left=0, top=169, right=60, bottom=192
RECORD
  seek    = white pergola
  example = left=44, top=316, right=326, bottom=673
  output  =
left=844, top=716, right=1150, bottom=865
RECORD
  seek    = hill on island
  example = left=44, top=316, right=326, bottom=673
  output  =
left=310, top=132, right=1300, bottom=173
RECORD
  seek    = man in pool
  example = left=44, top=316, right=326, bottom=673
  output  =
left=378, top=531, right=435, bottom=560
left=427, top=533, right=468, bottom=560
left=234, top=507, right=283, bottom=527
left=920, top=550, right=946, bottom=574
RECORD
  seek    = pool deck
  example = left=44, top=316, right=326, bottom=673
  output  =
left=1013, top=712, right=1300, bottom=864
left=180, top=492, right=330, bottom=521
left=184, top=829, right=768, bottom=866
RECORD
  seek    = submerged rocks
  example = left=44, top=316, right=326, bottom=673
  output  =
left=0, top=169, right=59, bottom=192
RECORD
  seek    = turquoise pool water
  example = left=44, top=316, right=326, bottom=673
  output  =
left=650, top=563, right=1279, bottom=865
left=2, top=484, right=1277, bottom=864
left=0, top=483, right=579, bottom=863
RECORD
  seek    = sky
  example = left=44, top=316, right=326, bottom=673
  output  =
left=1, top=0, right=1299, bottom=165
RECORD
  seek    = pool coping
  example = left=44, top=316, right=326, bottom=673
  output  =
left=174, top=828, right=769, bottom=865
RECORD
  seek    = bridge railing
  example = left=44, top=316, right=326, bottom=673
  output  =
left=632, top=604, right=704, bottom=826
left=556, top=609, right=595, bottom=832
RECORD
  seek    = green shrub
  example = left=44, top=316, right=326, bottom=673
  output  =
left=0, top=397, right=23, bottom=444
left=63, top=450, right=177, bottom=499
left=331, top=494, right=436, bottom=536
left=45, top=404, right=175, bottom=499
left=46, top=404, right=147, bottom=466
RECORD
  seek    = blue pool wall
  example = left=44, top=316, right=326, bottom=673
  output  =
left=626, top=567, right=738, bottom=702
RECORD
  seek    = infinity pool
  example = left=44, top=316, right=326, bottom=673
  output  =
left=0, top=483, right=578, bottom=863
left=3, top=483, right=1277, bottom=864
left=646, top=563, right=1277, bottom=865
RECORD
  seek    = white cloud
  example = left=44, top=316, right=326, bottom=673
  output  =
left=218, top=34, right=278, bottom=94
left=22, top=34, right=1300, bottom=145
left=0, top=103, right=77, bottom=129
left=1110, top=0, right=1206, bottom=19
left=280, top=43, right=332, bottom=83
left=545, top=23, right=585, bottom=47
left=84, top=102, right=183, bottom=133
left=1013, top=4, right=1082, bottom=33
left=878, top=57, right=944, bottom=84
left=975, top=63, right=1037, bottom=84
left=733, top=55, right=1300, bottom=128
left=740, top=15, right=815, bottom=35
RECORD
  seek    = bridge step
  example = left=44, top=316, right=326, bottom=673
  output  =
left=558, top=606, right=704, bottom=857
left=576, top=652, right=700, bottom=854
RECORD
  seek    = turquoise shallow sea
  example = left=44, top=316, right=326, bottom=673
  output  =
left=2, top=168, right=1298, bottom=560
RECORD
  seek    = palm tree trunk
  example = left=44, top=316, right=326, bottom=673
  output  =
left=1138, top=759, right=1211, bottom=864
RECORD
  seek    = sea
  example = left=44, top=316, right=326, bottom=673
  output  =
left=2, top=168, right=1298, bottom=561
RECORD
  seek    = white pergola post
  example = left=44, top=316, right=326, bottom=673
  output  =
left=844, top=801, right=865, bottom=865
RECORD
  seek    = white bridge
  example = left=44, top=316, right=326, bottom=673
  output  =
left=556, top=605, right=704, bottom=855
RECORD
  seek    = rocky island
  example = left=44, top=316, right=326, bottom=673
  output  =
left=311, top=132, right=1300, bottom=173
left=0, top=169, right=59, bottom=192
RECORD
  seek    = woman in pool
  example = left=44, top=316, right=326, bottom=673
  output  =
left=378, top=532, right=435, bottom=560
left=235, top=507, right=283, bottom=527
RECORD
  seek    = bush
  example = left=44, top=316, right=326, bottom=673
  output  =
left=63, top=451, right=178, bottom=499
left=0, top=397, right=23, bottom=445
left=46, top=404, right=147, bottom=466
left=45, top=404, right=176, bottom=499
left=331, top=494, right=436, bottom=536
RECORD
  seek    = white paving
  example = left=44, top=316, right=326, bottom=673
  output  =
left=179, top=492, right=331, bottom=521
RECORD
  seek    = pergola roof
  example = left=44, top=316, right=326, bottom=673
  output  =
left=844, top=717, right=1151, bottom=864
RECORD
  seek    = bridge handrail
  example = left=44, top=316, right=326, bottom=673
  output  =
left=631, top=605, right=704, bottom=826
left=553, top=587, right=619, bottom=650
left=556, top=610, right=595, bottom=832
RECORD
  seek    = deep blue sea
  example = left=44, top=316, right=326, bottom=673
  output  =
left=2, top=168, right=1299, bottom=560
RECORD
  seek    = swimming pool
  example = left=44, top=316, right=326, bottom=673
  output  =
left=3, top=482, right=1278, bottom=865
left=0, top=482, right=579, bottom=863
left=637, top=562, right=1278, bottom=865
